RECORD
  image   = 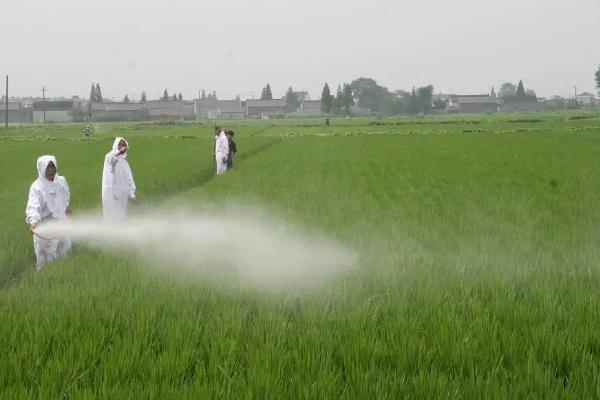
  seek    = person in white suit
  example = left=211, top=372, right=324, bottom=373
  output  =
left=102, top=137, right=136, bottom=220
left=25, top=155, right=72, bottom=269
left=214, top=127, right=229, bottom=175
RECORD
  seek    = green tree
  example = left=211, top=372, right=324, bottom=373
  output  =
left=261, top=83, right=273, bottom=100
left=89, top=83, right=97, bottom=103
left=498, top=82, right=517, bottom=98
left=416, top=85, right=434, bottom=114
left=396, top=90, right=414, bottom=114
left=349, top=77, right=388, bottom=112
left=332, top=85, right=343, bottom=115
left=95, top=83, right=103, bottom=102
left=201, top=89, right=206, bottom=100
left=595, top=65, right=600, bottom=90
left=141, top=91, right=147, bottom=102
left=162, top=89, right=169, bottom=101
left=407, top=87, right=418, bottom=114
left=320, top=83, right=332, bottom=114
left=380, top=92, right=400, bottom=116
left=516, top=80, right=526, bottom=96
left=123, top=94, right=130, bottom=103
left=285, top=86, right=299, bottom=112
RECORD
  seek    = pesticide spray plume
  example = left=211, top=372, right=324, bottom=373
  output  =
left=34, top=206, right=356, bottom=289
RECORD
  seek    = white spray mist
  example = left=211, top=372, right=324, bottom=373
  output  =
left=34, top=207, right=356, bottom=289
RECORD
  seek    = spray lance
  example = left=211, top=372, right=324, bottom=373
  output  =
left=29, top=208, right=72, bottom=241
left=31, top=228, right=55, bottom=241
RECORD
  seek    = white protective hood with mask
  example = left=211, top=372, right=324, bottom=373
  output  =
left=102, top=137, right=136, bottom=220
left=25, top=155, right=72, bottom=269
left=26, top=155, right=70, bottom=225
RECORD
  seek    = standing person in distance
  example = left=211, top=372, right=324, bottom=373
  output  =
left=102, top=137, right=136, bottom=220
left=226, top=130, right=237, bottom=169
left=215, top=127, right=229, bottom=175
left=25, top=155, right=72, bottom=270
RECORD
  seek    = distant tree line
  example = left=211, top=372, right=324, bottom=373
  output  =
left=88, top=70, right=600, bottom=117
left=88, top=84, right=189, bottom=106
left=161, top=90, right=184, bottom=101
left=320, top=83, right=354, bottom=115
left=498, top=80, right=536, bottom=98
left=320, top=78, right=433, bottom=116
left=200, top=89, right=218, bottom=100
left=497, top=79, right=538, bottom=108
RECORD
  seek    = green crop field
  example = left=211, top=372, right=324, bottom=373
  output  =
left=2, top=112, right=600, bottom=398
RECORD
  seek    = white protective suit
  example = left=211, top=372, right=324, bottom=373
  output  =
left=102, top=137, right=136, bottom=220
left=25, top=155, right=71, bottom=269
left=215, top=130, right=229, bottom=175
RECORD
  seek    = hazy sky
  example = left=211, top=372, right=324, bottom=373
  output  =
left=0, top=0, right=598, bottom=100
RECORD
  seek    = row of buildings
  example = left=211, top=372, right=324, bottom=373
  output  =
left=434, top=92, right=600, bottom=114
left=0, top=97, right=323, bottom=123
left=1, top=91, right=598, bottom=123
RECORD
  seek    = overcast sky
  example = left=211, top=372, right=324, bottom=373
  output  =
left=0, top=0, right=598, bottom=100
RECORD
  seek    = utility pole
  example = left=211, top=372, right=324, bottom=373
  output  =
left=41, top=86, right=46, bottom=124
left=5, top=75, right=8, bottom=129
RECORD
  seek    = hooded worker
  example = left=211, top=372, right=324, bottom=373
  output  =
left=215, top=127, right=229, bottom=175
left=102, top=137, right=136, bottom=220
left=25, top=155, right=72, bottom=269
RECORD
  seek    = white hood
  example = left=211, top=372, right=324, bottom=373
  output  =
left=112, top=137, right=129, bottom=158
left=36, top=155, right=59, bottom=186
left=26, top=155, right=70, bottom=225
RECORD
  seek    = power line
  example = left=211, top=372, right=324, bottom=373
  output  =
left=5, top=75, right=8, bottom=129
left=41, top=86, right=46, bottom=124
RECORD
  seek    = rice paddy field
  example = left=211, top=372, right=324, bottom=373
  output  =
left=1, top=112, right=600, bottom=398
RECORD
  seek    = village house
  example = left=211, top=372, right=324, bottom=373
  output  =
left=245, top=99, right=287, bottom=118
left=144, top=100, right=195, bottom=120
left=194, top=99, right=219, bottom=119
left=0, top=101, right=33, bottom=123
left=576, top=92, right=597, bottom=106
left=501, top=95, right=545, bottom=112
left=455, top=95, right=502, bottom=114
left=32, top=99, right=85, bottom=123
left=91, top=102, right=145, bottom=121
left=195, top=99, right=245, bottom=119
left=289, top=100, right=322, bottom=116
